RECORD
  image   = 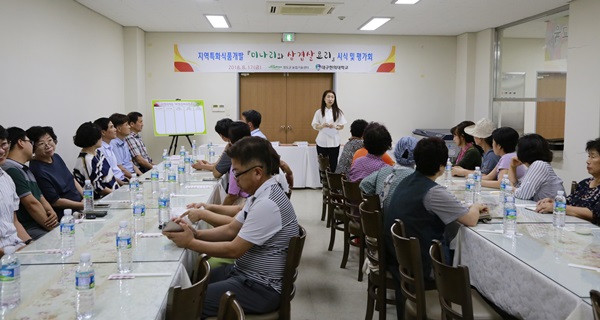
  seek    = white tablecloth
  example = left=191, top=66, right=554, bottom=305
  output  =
left=200, top=144, right=322, bottom=188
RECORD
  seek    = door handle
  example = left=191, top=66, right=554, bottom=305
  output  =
left=287, top=125, right=292, bottom=131
left=280, top=125, right=285, bottom=131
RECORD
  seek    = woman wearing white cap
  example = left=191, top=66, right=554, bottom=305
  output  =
left=452, top=118, right=500, bottom=176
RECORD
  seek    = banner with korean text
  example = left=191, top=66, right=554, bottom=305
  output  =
left=174, top=44, right=395, bottom=73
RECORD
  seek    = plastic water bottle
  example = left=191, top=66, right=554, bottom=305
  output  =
left=499, top=174, right=510, bottom=203
left=116, top=221, right=132, bottom=273
left=83, top=179, right=94, bottom=213
left=129, top=173, right=140, bottom=204
left=162, top=149, right=168, bottom=162
left=150, top=165, right=159, bottom=196
left=177, top=160, right=186, bottom=184
left=465, top=174, right=475, bottom=206
left=473, top=166, right=482, bottom=203
left=208, top=142, right=216, bottom=163
left=158, top=188, right=170, bottom=229
left=179, top=146, right=186, bottom=158
left=167, top=168, right=177, bottom=194
left=1, top=246, right=20, bottom=310
left=60, top=209, right=75, bottom=257
left=133, top=194, right=145, bottom=235
left=443, top=158, right=452, bottom=187
left=503, top=194, right=517, bottom=237
left=76, top=252, right=94, bottom=319
left=191, top=140, right=197, bottom=161
left=553, top=190, right=567, bottom=228
left=184, top=151, right=191, bottom=173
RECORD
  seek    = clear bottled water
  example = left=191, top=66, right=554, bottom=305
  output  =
left=162, top=148, right=168, bottom=162
left=133, top=194, right=146, bottom=235
left=177, top=160, right=186, bottom=185
left=116, top=221, right=132, bottom=273
left=473, top=166, right=482, bottom=203
left=179, top=146, right=186, bottom=158
left=465, top=174, right=475, bottom=206
left=1, top=246, right=21, bottom=310
left=76, top=252, right=94, bottom=319
left=503, top=194, right=517, bottom=237
left=184, top=151, right=191, bottom=174
left=553, top=190, right=567, bottom=228
left=499, top=174, right=510, bottom=203
left=158, top=188, right=170, bottom=229
left=60, top=209, right=75, bottom=257
left=443, top=158, right=452, bottom=187
left=150, top=165, right=160, bottom=197
left=191, top=140, right=197, bottom=161
left=208, top=142, right=215, bottom=163
left=129, top=173, right=140, bottom=204
left=83, top=179, right=94, bottom=213
left=167, top=168, right=178, bottom=194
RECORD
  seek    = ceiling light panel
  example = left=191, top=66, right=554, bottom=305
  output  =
left=205, top=15, right=230, bottom=28
left=359, top=17, right=392, bottom=31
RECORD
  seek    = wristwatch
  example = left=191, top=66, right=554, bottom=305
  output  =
left=24, top=239, right=33, bottom=245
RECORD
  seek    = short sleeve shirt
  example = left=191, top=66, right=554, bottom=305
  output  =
left=0, top=159, right=45, bottom=230
left=125, top=132, right=153, bottom=167
left=234, top=177, right=298, bottom=293
left=110, top=137, right=135, bottom=173
left=0, top=168, right=24, bottom=248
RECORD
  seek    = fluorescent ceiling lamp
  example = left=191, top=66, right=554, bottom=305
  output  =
left=393, top=0, right=421, bottom=4
left=205, top=15, right=230, bottom=28
left=359, top=17, right=392, bottom=31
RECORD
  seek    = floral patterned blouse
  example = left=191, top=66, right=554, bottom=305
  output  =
left=567, top=177, right=600, bottom=225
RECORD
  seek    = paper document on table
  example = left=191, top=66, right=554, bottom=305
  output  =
left=322, top=127, right=337, bottom=137
left=16, top=249, right=61, bottom=254
left=568, top=263, right=600, bottom=272
left=139, top=233, right=164, bottom=238
left=108, top=273, right=172, bottom=280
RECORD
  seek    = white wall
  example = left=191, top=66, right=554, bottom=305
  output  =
left=0, top=0, right=125, bottom=168
left=144, top=32, right=457, bottom=159
left=562, top=0, right=600, bottom=185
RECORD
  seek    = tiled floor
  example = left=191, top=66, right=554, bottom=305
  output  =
left=289, top=188, right=396, bottom=319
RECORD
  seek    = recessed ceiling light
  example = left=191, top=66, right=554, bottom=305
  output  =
left=205, top=15, right=230, bottom=29
left=393, top=0, right=421, bottom=4
left=359, top=17, right=392, bottom=31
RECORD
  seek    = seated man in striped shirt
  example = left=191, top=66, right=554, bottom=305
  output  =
left=164, top=136, right=299, bottom=317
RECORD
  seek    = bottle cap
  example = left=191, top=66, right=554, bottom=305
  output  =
left=119, top=221, right=128, bottom=228
left=467, top=174, right=474, bottom=178
left=557, top=190, right=564, bottom=195
left=135, top=194, right=143, bottom=200
left=80, top=252, right=91, bottom=262
left=3, top=246, right=15, bottom=255
left=64, top=209, right=73, bottom=216
left=131, top=173, right=137, bottom=178
left=475, top=166, right=480, bottom=170
left=160, top=187, right=167, bottom=192
left=85, top=179, right=91, bottom=184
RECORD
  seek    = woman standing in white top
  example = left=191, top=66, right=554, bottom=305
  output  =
left=312, top=90, right=347, bottom=172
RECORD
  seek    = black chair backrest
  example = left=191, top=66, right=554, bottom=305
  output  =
left=327, top=171, right=345, bottom=206
left=390, top=220, right=427, bottom=319
left=166, top=254, right=210, bottom=320
left=430, top=240, right=474, bottom=320
left=217, top=291, right=246, bottom=320
left=278, top=225, right=307, bottom=320
left=592, top=289, right=600, bottom=320
left=571, top=180, right=578, bottom=196
left=361, top=192, right=381, bottom=213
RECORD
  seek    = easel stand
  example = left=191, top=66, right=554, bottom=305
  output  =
left=168, top=135, right=193, bottom=155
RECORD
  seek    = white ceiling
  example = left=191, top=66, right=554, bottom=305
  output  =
left=75, top=0, right=569, bottom=36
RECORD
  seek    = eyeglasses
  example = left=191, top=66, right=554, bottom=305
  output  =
left=232, top=165, right=262, bottom=180
left=22, top=138, right=32, bottom=144
left=35, top=139, right=56, bottom=149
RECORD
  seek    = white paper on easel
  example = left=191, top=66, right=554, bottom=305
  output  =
left=322, top=127, right=337, bottom=137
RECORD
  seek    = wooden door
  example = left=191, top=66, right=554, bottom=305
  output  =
left=239, top=73, right=287, bottom=141
left=536, top=72, right=566, bottom=140
left=239, top=73, right=333, bottom=143
left=286, top=73, right=333, bottom=143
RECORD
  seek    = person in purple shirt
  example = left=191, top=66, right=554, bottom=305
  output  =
left=482, top=127, right=526, bottom=188
left=223, top=122, right=251, bottom=205
left=349, top=122, right=392, bottom=182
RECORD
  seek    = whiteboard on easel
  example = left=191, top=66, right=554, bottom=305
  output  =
left=152, top=100, right=207, bottom=136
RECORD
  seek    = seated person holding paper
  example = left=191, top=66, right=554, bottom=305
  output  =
left=536, top=137, right=600, bottom=225
left=164, top=137, right=298, bottom=317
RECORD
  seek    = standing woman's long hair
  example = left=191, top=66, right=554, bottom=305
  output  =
left=320, top=90, right=343, bottom=122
